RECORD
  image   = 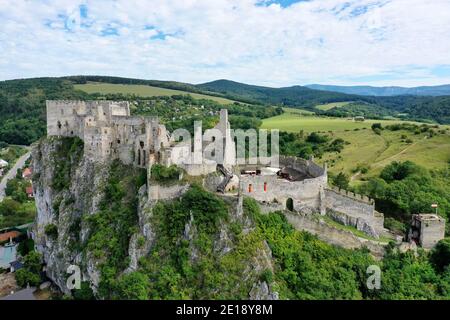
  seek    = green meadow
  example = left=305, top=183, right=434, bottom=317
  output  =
left=262, top=113, right=450, bottom=182
left=75, top=82, right=235, bottom=104
left=314, top=101, right=352, bottom=111
left=261, top=112, right=411, bottom=132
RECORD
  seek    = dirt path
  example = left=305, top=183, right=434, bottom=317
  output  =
left=371, top=136, right=426, bottom=169
left=350, top=171, right=361, bottom=181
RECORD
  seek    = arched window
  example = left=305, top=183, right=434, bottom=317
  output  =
left=57, top=121, right=62, bottom=129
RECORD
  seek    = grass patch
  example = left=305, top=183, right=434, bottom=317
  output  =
left=315, top=101, right=352, bottom=111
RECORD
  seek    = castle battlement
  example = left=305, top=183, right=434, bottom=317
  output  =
left=326, top=186, right=374, bottom=205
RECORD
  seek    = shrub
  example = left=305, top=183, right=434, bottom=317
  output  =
left=17, top=238, right=35, bottom=256
left=72, top=282, right=95, bottom=300
left=151, top=164, right=181, bottom=182
left=45, top=224, right=58, bottom=239
left=430, top=238, right=450, bottom=272
left=371, top=123, right=382, bottom=130
left=15, top=269, right=41, bottom=287
left=384, top=217, right=407, bottom=235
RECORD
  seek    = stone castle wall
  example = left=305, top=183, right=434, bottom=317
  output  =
left=284, top=212, right=386, bottom=259
left=46, top=100, right=170, bottom=167
left=324, top=187, right=384, bottom=237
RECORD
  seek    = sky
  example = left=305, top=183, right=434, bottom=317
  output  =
left=1, top=0, right=450, bottom=87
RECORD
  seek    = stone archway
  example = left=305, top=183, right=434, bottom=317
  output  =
left=286, top=198, right=294, bottom=211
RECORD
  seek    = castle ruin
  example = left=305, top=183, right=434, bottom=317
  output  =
left=47, top=100, right=389, bottom=239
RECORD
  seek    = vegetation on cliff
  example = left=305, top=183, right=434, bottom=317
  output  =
left=84, top=160, right=145, bottom=299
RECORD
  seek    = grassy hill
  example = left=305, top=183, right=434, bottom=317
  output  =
left=262, top=113, right=450, bottom=181
left=74, top=82, right=236, bottom=104
left=261, top=113, right=414, bottom=132
left=314, top=101, right=352, bottom=111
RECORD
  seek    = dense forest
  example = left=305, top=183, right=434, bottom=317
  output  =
left=0, top=78, right=90, bottom=145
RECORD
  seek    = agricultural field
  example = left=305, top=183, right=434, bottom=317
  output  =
left=74, top=82, right=236, bottom=104
left=314, top=101, right=352, bottom=111
left=261, top=113, right=415, bottom=132
left=282, top=107, right=315, bottom=115
left=262, top=113, right=450, bottom=183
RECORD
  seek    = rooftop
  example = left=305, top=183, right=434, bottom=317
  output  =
left=414, top=214, right=445, bottom=221
left=0, top=231, right=22, bottom=243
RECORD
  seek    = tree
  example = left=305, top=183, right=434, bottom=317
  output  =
left=0, top=199, right=21, bottom=216
left=23, top=251, right=42, bottom=274
left=114, top=272, right=149, bottom=300
left=15, top=269, right=41, bottom=287
left=333, top=172, right=349, bottom=189
left=431, top=238, right=450, bottom=272
left=17, top=238, right=35, bottom=256
left=380, top=161, right=422, bottom=182
left=72, top=281, right=95, bottom=300
left=371, top=123, right=382, bottom=130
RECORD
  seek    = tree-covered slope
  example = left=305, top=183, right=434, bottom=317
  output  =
left=306, top=84, right=450, bottom=97
left=198, top=79, right=450, bottom=124
left=197, top=79, right=356, bottom=107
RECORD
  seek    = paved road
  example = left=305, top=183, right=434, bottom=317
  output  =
left=0, top=150, right=31, bottom=202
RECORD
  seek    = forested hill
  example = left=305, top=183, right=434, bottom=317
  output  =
left=197, top=79, right=356, bottom=107
left=0, top=78, right=90, bottom=146
left=306, top=84, right=450, bottom=97
left=198, top=79, right=450, bottom=124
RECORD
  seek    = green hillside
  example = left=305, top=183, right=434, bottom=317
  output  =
left=197, top=79, right=356, bottom=107
left=75, top=82, right=236, bottom=104
left=262, top=113, right=450, bottom=180
left=315, top=101, right=352, bottom=111
left=261, top=113, right=414, bottom=132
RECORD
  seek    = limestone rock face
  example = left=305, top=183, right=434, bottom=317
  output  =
left=31, top=137, right=280, bottom=299
left=126, top=185, right=156, bottom=272
left=249, top=281, right=279, bottom=300
left=32, top=138, right=107, bottom=294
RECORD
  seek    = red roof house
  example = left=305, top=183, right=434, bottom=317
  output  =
left=22, top=168, right=33, bottom=179
left=25, top=186, right=34, bottom=198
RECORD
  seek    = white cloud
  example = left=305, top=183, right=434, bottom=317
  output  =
left=0, top=0, right=449, bottom=87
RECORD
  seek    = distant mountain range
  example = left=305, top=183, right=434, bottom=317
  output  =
left=305, top=84, right=450, bottom=97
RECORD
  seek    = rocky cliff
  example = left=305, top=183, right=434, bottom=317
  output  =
left=31, top=137, right=277, bottom=299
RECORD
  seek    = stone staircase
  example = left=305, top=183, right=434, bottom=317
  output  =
left=217, top=164, right=233, bottom=193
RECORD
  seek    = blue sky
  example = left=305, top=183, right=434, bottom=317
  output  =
left=1, top=0, right=450, bottom=87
